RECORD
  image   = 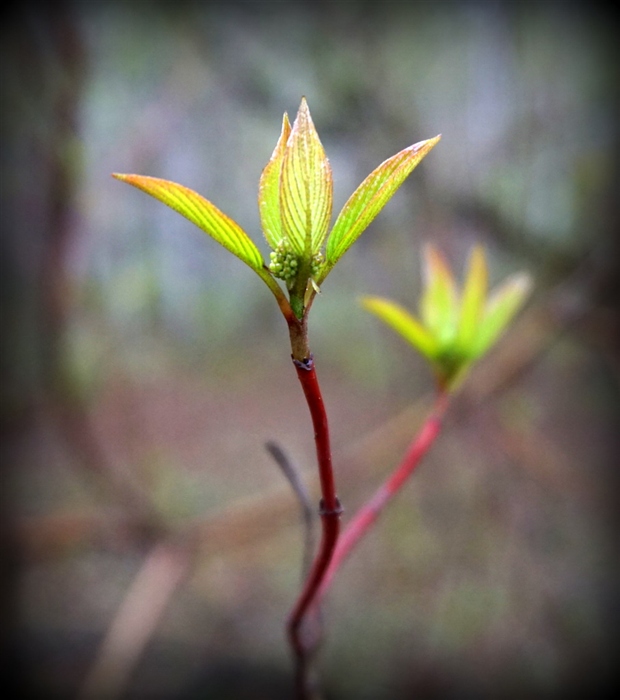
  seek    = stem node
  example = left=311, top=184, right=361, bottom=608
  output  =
left=319, top=497, right=344, bottom=517
left=293, top=354, right=315, bottom=371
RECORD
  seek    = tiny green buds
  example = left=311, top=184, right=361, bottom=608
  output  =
left=113, top=98, right=439, bottom=321
left=362, top=244, right=532, bottom=390
left=269, top=238, right=299, bottom=286
left=268, top=238, right=324, bottom=288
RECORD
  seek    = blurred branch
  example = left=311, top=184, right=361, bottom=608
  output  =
left=464, top=302, right=560, bottom=402
left=15, top=288, right=575, bottom=561
left=18, top=287, right=586, bottom=700
left=46, top=398, right=166, bottom=536
left=15, top=401, right=425, bottom=559
left=265, top=440, right=316, bottom=580
left=490, top=417, right=595, bottom=499
left=78, top=540, right=194, bottom=700
left=16, top=254, right=603, bottom=567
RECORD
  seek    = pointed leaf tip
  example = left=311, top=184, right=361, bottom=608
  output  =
left=457, top=245, right=488, bottom=350
left=420, top=243, right=457, bottom=343
left=361, top=295, right=438, bottom=359
left=259, top=112, right=292, bottom=249
left=322, top=135, right=440, bottom=281
left=113, top=173, right=264, bottom=271
left=280, top=97, right=333, bottom=257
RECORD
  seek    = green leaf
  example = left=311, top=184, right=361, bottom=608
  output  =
left=361, top=296, right=438, bottom=359
left=456, top=245, right=488, bottom=352
left=258, top=113, right=291, bottom=249
left=474, top=273, right=532, bottom=356
left=322, top=135, right=440, bottom=280
left=280, top=98, right=333, bottom=258
left=420, top=243, right=457, bottom=344
left=112, top=174, right=264, bottom=271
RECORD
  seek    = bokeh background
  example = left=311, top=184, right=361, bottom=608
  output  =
left=2, top=1, right=619, bottom=699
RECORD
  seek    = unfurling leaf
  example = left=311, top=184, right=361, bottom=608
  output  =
left=114, top=100, right=440, bottom=324
left=362, top=243, right=531, bottom=393
left=420, top=243, right=457, bottom=344
left=280, top=98, right=333, bottom=258
left=112, top=174, right=264, bottom=271
left=322, top=135, right=441, bottom=282
left=259, top=113, right=291, bottom=249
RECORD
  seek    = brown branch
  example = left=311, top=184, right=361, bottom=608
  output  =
left=78, top=540, right=194, bottom=700
left=266, top=441, right=316, bottom=580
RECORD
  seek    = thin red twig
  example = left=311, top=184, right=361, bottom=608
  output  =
left=287, top=357, right=341, bottom=698
left=316, top=391, right=449, bottom=603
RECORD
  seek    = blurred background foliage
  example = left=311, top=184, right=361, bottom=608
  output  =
left=1, top=1, right=618, bottom=699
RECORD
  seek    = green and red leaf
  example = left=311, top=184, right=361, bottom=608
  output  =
left=322, top=135, right=441, bottom=281
left=112, top=174, right=264, bottom=271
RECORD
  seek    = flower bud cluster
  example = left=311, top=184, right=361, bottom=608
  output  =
left=269, top=239, right=298, bottom=282
left=310, top=251, right=324, bottom=278
left=269, top=239, right=325, bottom=289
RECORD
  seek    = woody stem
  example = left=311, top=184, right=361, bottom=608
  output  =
left=286, top=318, right=341, bottom=699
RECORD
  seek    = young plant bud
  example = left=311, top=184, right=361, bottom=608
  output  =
left=362, top=245, right=532, bottom=391
left=114, top=98, right=439, bottom=321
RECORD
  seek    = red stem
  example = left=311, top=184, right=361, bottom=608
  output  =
left=316, top=391, right=449, bottom=602
left=287, top=357, right=341, bottom=697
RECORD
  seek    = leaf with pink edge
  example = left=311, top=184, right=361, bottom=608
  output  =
left=112, top=174, right=264, bottom=271
left=258, top=113, right=291, bottom=249
left=322, top=135, right=440, bottom=281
